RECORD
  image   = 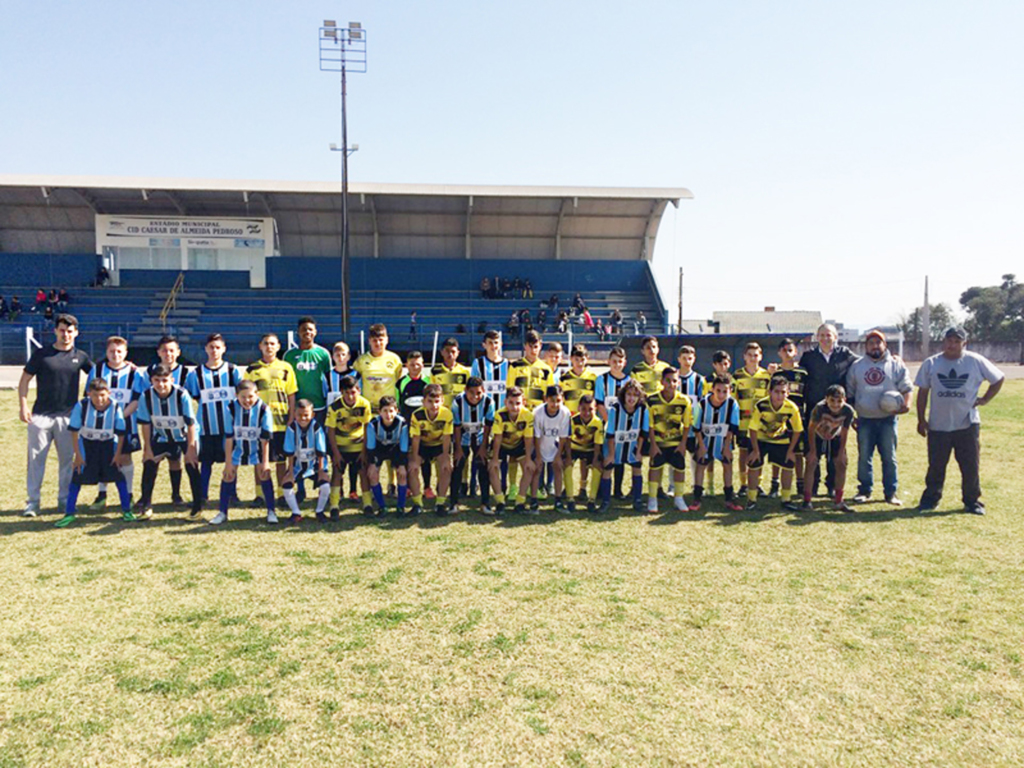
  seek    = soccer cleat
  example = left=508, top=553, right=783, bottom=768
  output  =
left=172, top=496, right=188, bottom=509
left=22, top=502, right=39, bottom=518
left=885, top=495, right=903, bottom=506
left=724, top=499, right=744, bottom=511
left=834, top=501, right=854, bottom=513
left=329, top=507, right=340, bottom=521
left=781, top=501, right=801, bottom=512
left=687, top=500, right=702, bottom=512
left=769, top=481, right=780, bottom=498
left=800, top=501, right=814, bottom=512
left=348, top=491, right=359, bottom=501
left=529, top=498, right=540, bottom=512
left=88, top=491, right=108, bottom=510
left=363, top=505, right=377, bottom=519
left=316, top=511, right=328, bottom=524
left=597, top=499, right=611, bottom=514
left=553, top=498, right=567, bottom=514
left=249, top=497, right=264, bottom=509
left=737, top=485, right=747, bottom=497
left=54, top=514, right=75, bottom=528
left=852, top=493, right=870, bottom=504
left=267, top=510, right=279, bottom=525
left=632, top=498, right=647, bottom=513
left=566, top=501, right=576, bottom=514
left=494, top=503, right=506, bottom=516
left=481, top=505, right=495, bottom=517
left=966, top=503, right=986, bottom=516
left=537, top=487, right=548, bottom=500
left=507, top=484, right=519, bottom=499
left=189, top=506, right=203, bottom=519
left=209, top=511, right=228, bottom=525
left=744, top=500, right=758, bottom=511
left=289, top=513, right=302, bottom=525
left=434, top=504, right=449, bottom=517
left=513, top=503, right=526, bottom=515
left=918, top=500, right=937, bottom=512
left=423, top=488, right=436, bottom=500
left=575, top=491, right=588, bottom=503
left=674, top=496, right=687, bottom=512
left=658, top=488, right=671, bottom=500
left=409, top=504, right=423, bottom=517
left=395, top=507, right=407, bottom=518
left=586, top=501, right=597, bottom=514
left=139, top=506, right=154, bottom=520
left=122, top=510, right=138, bottom=522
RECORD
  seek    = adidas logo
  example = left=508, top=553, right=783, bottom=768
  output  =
left=937, top=370, right=969, bottom=390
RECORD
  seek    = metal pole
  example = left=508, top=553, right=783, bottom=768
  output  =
left=340, top=56, right=351, bottom=337
left=677, top=267, right=683, bottom=333
left=922, top=275, right=930, bottom=359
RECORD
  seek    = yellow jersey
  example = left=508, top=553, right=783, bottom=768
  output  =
left=558, top=368, right=598, bottom=414
left=733, top=366, right=772, bottom=431
left=647, top=390, right=694, bottom=448
left=570, top=413, right=605, bottom=453
left=409, top=406, right=454, bottom=448
left=325, top=394, right=372, bottom=452
left=749, top=397, right=804, bottom=445
left=507, top=358, right=554, bottom=408
left=245, top=358, right=298, bottom=431
left=492, top=407, right=534, bottom=451
left=429, top=362, right=471, bottom=409
left=630, top=359, right=670, bottom=398
left=353, top=350, right=403, bottom=412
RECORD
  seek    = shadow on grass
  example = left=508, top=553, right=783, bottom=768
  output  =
left=785, top=506, right=963, bottom=525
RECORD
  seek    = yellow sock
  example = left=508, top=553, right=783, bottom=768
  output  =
left=362, top=491, right=372, bottom=507
left=494, top=493, right=505, bottom=505
left=413, top=494, right=423, bottom=506
left=748, top=486, right=758, bottom=502
left=436, top=494, right=448, bottom=505
left=589, top=471, right=601, bottom=500
left=330, top=488, right=340, bottom=508
left=781, top=487, right=793, bottom=501
left=564, top=468, right=576, bottom=497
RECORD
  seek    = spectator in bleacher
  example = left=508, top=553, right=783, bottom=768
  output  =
left=549, top=293, right=560, bottom=312
left=480, top=277, right=491, bottom=298
left=557, top=312, right=568, bottom=334
left=572, top=293, right=587, bottom=314
left=48, top=289, right=58, bottom=309
left=95, top=266, right=111, bottom=287
left=610, top=308, right=623, bottom=334
left=582, top=308, right=594, bottom=333
left=19, top=313, right=93, bottom=517
left=513, top=277, right=523, bottom=296
left=595, top=320, right=607, bottom=341
left=57, top=288, right=69, bottom=310
left=520, top=309, right=532, bottom=333
left=536, top=309, right=547, bottom=333
left=43, top=304, right=55, bottom=329
left=500, top=277, right=512, bottom=298
left=523, top=278, right=534, bottom=299
left=35, top=288, right=47, bottom=312
left=634, top=310, right=648, bottom=336
left=507, top=311, right=520, bottom=335
left=10, top=296, right=22, bottom=319
left=0, top=295, right=7, bottom=320
left=409, top=311, right=418, bottom=341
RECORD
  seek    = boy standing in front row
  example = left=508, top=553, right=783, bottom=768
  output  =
left=212, top=380, right=276, bottom=525
left=691, top=374, right=743, bottom=512
left=325, top=377, right=373, bottom=517
left=55, top=379, right=135, bottom=527
left=566, top=394, right=605, bottom=513
left=745, top=375, right=804, bottom=511
left=408, top=383, right=454, bottom=516
left=488, top=387, right=535, bottom=515
left=365, top=396, right=410, bottom=517
left=245, top=333, right=298, bottom=505
left=281, top=398, right=332, bottom=524
left=733, top=342, right=772, bottom=496
left=533, top=384, right=572, bottom=513
left=646, top=367, right=693, bottom=512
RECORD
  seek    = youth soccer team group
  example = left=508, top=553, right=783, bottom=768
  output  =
left=57, top=314, right=859, bottom=528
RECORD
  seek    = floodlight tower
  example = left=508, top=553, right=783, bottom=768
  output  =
left=319, top=20, right=366, bottom=336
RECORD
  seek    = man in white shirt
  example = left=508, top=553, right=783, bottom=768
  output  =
left=915, top=327, right=1004, bottom=514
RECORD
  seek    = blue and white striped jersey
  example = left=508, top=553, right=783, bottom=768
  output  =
left=595, top=372, right=632, bottom=412
left=86, top=362, right=145, bottom=437
left=322, top=368, right=361, bottom=408
left=145, top=362, right=189, bottom=388
left=451, top=391, right=495, bottom=448
left=69, top=398, right=127, bottom=453
left=365, top=414, right=410, bottom=453
left=470, top=356, right=509, bottom=409
left=679, top=370, right=707, bottom=436
left=605, top=401, right=649, bottom=465
left=137, top=385, right=197, bottom=444
left=185, top=363, right=242, bottom=437
left=696, top=394, right=740, bottom=461
left=283, top=420, right=329, bottom=478
left=224, top=399, right=274, bottom=466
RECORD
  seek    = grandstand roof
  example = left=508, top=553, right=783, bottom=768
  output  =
left=0, top=174, right=692, bottom=260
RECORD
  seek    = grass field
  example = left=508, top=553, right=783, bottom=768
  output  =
left=1, top=384, right=1022, bottom=767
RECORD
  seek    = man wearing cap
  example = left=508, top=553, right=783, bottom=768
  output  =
left=799, top=323, right=859, bottom=495
left=846, top=330, right=913, bottom=505
left=915, top=327, right=1004, bottom=514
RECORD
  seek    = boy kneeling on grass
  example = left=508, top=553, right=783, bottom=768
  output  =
left=281, top=398, right=332, bottom=524
left=55, top=379, right=135, bottom=527
left=212, top=380, right=275, bottom=525
left=802, top=384, right=855, bottom=513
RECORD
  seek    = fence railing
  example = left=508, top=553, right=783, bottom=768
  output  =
left=159, top=272, right=186, bottom=330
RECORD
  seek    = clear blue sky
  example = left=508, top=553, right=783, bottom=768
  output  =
left=3, top=0, right=1022, bottom=330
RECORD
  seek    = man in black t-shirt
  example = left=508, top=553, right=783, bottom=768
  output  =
left=18, top=314, right=92, bottom=516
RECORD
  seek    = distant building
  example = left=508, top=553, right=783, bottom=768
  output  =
left=826, top=319, right=860, bottom=343
left=712, top=308, right=822, bottom=337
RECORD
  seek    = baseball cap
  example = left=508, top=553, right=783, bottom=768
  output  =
left=865, top=329, right=886, bottom=342
left=943, top=326, right=967, bottom=341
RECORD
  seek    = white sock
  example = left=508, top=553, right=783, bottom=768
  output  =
left=98, top=482, right=107, bottom=494
left=122, top=463, right=135, bottom=493
left=283, top=488, right=301, bottom=516
left=316, top=483, right=331, bottom=513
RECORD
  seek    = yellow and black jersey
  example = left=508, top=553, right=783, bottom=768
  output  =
left=353, top=350, right=403, bottom=412
left=245, top=359, right=298, bottom=431
left=749, top=397, right=804, bottom=445
left=491, top=407, right=534, bottom=451
left=733, top=366, right=772, bottom=430
left=507, top=359, right=554, bottom=408
left=325, top=394, right=372, bottom=452
left=409, top=406, right=454, bottom=448
left=429, top=362, right=471, bottom=409
left=630, top=360, right=670, bottom=398
left=775, top=365, right=809, bottom=410
left=570, top=413, right=605, bottom=453
left=558, top=368, right=597, bottom=413
left=647, top=390, right=694, bottom=448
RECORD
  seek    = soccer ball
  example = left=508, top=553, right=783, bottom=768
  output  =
left=879, top=390, right=904, bottom=414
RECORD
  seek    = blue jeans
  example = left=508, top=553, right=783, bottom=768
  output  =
left=857, top=416, right=898, bottom=498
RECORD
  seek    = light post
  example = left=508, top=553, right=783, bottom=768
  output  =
left=319, top=20, right=366, bottom=337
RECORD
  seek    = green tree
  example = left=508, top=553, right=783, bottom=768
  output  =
left=897, top=302, right=956, bottom=341
left=959, top=274, right=1024, bottom=342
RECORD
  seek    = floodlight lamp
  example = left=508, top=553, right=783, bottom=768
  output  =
left=351, top=143, right=359, bottom=151
left=329, top=142, right=338, bottom=151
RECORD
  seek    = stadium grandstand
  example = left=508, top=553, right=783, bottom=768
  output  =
left=0, top=175, right=691, bottom=364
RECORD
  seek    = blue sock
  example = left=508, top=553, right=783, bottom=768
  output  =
left=632, top=479, right=643, bottom=502
left=397, top=484, right=407, bottom=508
left=220, top=480, right=236, bottom=514
left=66, top=482, right=81, bottom=516
left=261, top=480, right=276, bottom=513
left=200, top=462, right=213, bottom=498
left=599, top=478, right=611, bottom=502
left=371, top=483, right=386, bottom=509
left=115, top=477, right=130, bottom=511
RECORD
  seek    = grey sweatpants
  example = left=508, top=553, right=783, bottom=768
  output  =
left=26, top=412, right=74, bottom=508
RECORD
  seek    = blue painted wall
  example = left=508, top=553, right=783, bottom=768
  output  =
left=0, top=253, right=98, bottom=287
left=119, top=270, right=250, bottom=288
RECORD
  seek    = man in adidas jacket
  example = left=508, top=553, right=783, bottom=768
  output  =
left=915, top=327, right=1004, bottom=515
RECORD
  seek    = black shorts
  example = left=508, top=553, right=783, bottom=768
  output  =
left=686, top=435, right=698, bottom=455
left=74, top=441, right=124, bottom=485
left=811, top=434, right=843, bottom=459
left=737, top=433, right=753, bottom=451
left=199, top=434, right=227, bottom=464
left=270, top=431, right=288, bottom=463
left=368, top=446, right=408, bottom=468
left=122, top=433, right=141, bottom=455
left=337, top=451, right=362, bottom=470
left=416, top=444, right=445, bottom=463
left=794, top=431, right=808, bottom=456
left=150, top=440, right=188, bottom=461
left=499, top=444, right=526, bottom=462
left=651, top=447, right=687, bottom=470
left=747, top=441, right=794, bottom=469
left=640, top=441, right=651, bottom=458
left=571, top=449, right=601, bottom=467
left=314, top=409, right=327, bottom=427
